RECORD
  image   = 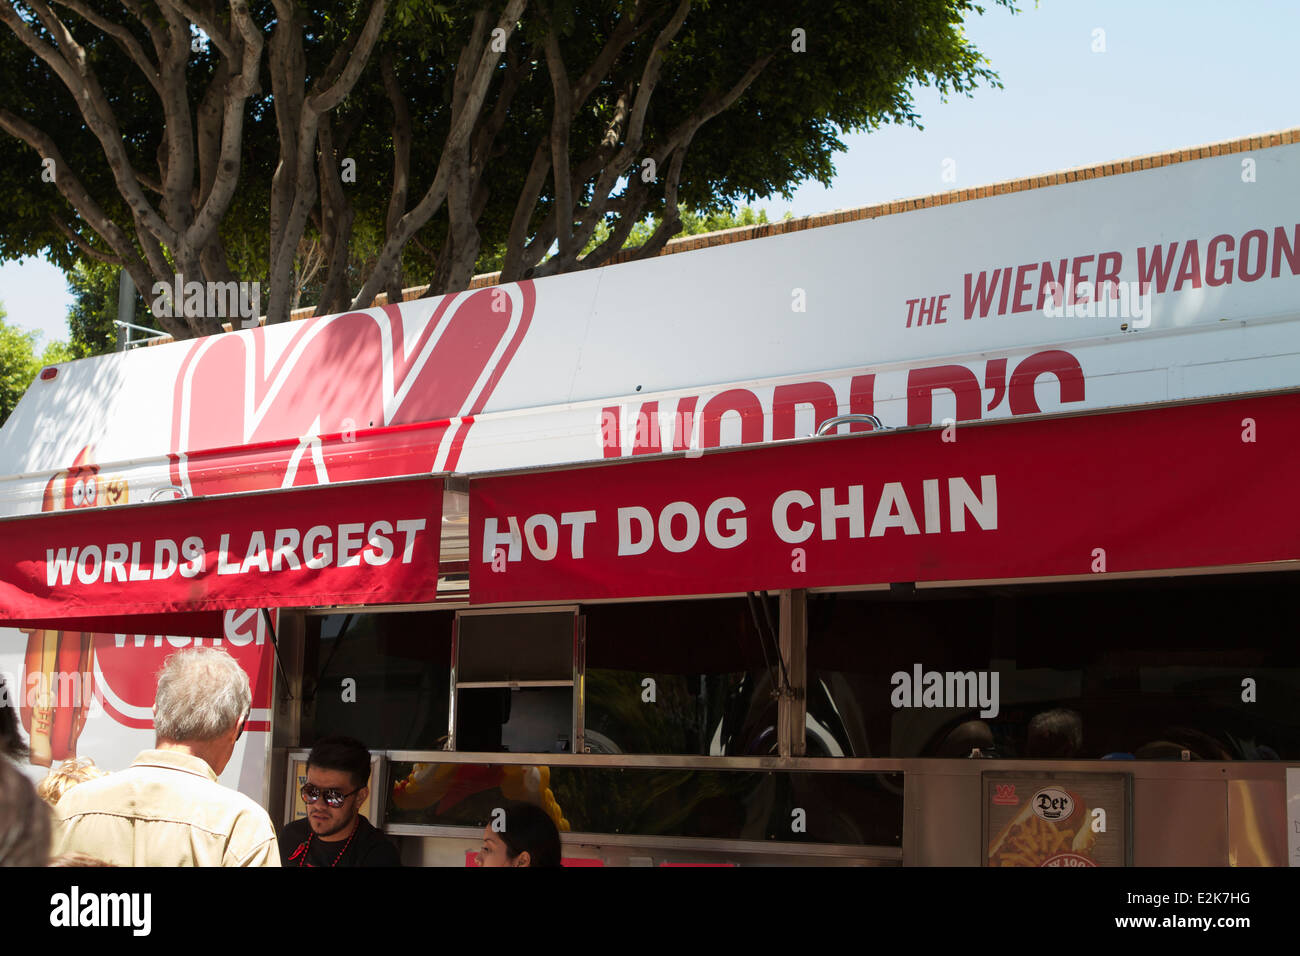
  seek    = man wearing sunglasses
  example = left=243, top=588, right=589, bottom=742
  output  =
left=280, top=736, right=400, bottom=866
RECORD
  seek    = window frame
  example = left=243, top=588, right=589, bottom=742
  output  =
left=448, top=605, right=584, bottom=754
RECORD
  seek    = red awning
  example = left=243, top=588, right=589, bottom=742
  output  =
left=0, top=475, right=444, bottom=625
left=469, top=392, right=1300, bottom=603
left=3, top=610, right=227, bottom=638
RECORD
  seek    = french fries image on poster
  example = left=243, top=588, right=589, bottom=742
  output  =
left=988, top=786, right=1099, bottom=867
left=19, top=446, right=123, bottom=766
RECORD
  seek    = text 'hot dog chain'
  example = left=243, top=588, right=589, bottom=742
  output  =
left=482, top=476, right=997, bottom=562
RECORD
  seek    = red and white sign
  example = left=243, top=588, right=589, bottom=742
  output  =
left=2, top=143, right=1299, bottom=519
left=471, top=392, right=1300, bottom=603
left=0, top=611, right=274, bottom=796
left=0, top=476, right=443, bottom=620
left=93, top=610, right=275, bottom=730
left=169, top=285, right=535, bottom=497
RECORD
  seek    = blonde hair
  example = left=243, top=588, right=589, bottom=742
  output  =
left=37, top=757, right=107, bottom=807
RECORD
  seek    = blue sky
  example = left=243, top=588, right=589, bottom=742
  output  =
left=2, top=0, right=1297, bottom=347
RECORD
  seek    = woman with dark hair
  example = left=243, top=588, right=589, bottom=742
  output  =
left=477, top=801, right=562, bottom=868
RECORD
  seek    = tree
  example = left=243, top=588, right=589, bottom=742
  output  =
left=0, top=306, right=72, bottom=426
left=0, top=1, right=1014, bottom=337
left=0, top=0, right=266, bottom=339
left=65, top=260, right=152, bottom=357
left=348, top=1, right=1014, bottom=305
left=571, top=203, right=786, bottom=262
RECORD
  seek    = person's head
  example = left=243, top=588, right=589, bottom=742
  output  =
left=153, top=647, right=251, bottom=775
left=0, top=758, right=51, bottom=866
left=1027, top=708, right=1083, bottom=758
left=1136, top=727, right=1232, bottom=762
left=0, top=674, right=27, bottom=761
left=478, top=801, right=562, bottom=868
left=37, top=757, right=107, bottom=808
left=302, top=736, right=371, bottom=839
left=936, top=719, right=995, bottom=758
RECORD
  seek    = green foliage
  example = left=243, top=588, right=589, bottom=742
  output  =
left=0, top=306, right=72, bottom=427
left=65, top=261, right=148, bottom=359
left=0, top=0, right=1013, bottom=322
left=576, top=204, right=788, bottom=260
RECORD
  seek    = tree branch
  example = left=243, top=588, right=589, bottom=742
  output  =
left=186, top=0, right=262, bottom=251
left=307, top=0, right=389, bottom=114
left=500, top=142, right=551, bottom=280
left=0, top=106, right=152, bottom=295
left=381, top=50, right=411, bottom=304
left=157, top=0, right=239, bottom=62
left=352, top=0, right=527, bottom=308
left=50, top=0, right=163, bottom=97
left=266, top=0, right=386, bottom=323
left=0, top=0, right=179, bottom=248
left=544, top=23, right=575, bottom=264
left=49, top=213, right=124, bottom=266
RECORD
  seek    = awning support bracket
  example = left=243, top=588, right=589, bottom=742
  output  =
left=747, top=591, right=792, bottom=700
left=261, top=608, right=294, bottom=702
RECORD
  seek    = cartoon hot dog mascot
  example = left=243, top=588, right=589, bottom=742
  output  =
left=19, top=446, right=127, bottom=767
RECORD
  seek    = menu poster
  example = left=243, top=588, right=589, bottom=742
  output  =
left=983, top=772, right=1131, bottom=867
left=287, top=754, right=383, bottom=826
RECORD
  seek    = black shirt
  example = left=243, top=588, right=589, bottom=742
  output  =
left=279, top=815, right=402, bottom=867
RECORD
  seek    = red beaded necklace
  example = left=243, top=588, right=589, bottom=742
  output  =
left=296, top=817, right=359, bottom=867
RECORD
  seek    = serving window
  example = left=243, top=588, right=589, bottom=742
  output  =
left=302, top=610, right=454, bottom=749
left=582, top=597, right=774, bottom=756
left=451, top=608, right=579, bottom=754
left=806, top=571, right=1300, bottom=760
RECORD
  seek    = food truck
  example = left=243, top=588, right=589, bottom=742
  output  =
left=2, top=127, right=1298, bottom=866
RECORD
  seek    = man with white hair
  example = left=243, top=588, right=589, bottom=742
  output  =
left=52, top=646, right=279, bottom=866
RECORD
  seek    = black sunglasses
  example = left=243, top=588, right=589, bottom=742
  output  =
left=301, top=783, right=363, bottom=809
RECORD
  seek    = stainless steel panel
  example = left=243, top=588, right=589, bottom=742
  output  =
left=904, top=769, right=983, bottom=866
left=382, top=750, right=908, bottom=770
left=1134, top=777, right=1227, bottom=866
left=397, top=830, right=900, bottom=867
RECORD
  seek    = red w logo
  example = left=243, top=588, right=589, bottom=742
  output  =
left=169, top=284, right=535, bottom=495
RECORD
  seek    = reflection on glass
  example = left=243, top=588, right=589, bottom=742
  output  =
left=456, top=686, right=573, bottom=753
left=387, top=761, right=903, bottom=846
left=806, top=572, right=1300, bottom=759
left=390, top=761, right=569, bottom=831
left=304, top=611, right=453, bottom=749
left=583, top=599, right=775, bottom=755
